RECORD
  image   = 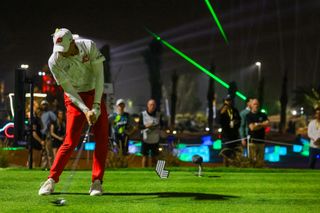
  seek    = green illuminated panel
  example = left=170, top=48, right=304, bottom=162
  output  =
left=301, top=143, right=310, bottom=157
left=177, top=144, right=187, bottom=149
left=0, top=147, right=25, bottom=151
left=213, top=139, right=222, bottom=150
left=301, top=150, right=309, bottom=157
left=179, top=153, right=190, bottom=162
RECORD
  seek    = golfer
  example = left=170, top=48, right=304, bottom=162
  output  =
left=39, top=28, right=108, bottom=196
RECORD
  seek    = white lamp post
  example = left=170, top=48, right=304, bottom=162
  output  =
left=255, top=62, right=261, bottom=82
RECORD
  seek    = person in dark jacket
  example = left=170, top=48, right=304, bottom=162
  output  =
left=218, top=95, right=241, bottom=166
left=246, top=98, right=269, bottom=164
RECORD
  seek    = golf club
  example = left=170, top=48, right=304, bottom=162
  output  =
left=62, top=124, right=92, bottom=192
left=52, top=125, right=92, bottom=205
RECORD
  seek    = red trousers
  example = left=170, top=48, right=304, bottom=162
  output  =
left=49, top=90, right=108, bottom=183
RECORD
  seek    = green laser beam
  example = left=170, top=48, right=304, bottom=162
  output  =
left=146, top=29, right=247, bottom=101
left=235, top=91, right=247, bottom=101
left=161, top=39, right=229, bottom=88
left=204, top=0, right=229, bottom=44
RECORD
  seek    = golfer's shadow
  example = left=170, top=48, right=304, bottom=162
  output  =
left=53, top=192, right=238, bottom=200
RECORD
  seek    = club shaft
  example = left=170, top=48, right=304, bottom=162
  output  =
left=61, top=125, right=92, bottom=193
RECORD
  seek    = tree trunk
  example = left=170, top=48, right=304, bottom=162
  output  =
left=228, top=81, right=238, bottom=106
left=170, top=71, right=178, bottom=127
left=279, top=71, right=288, bottom=133
left=100, top=45, right=111, bottom=83
left=258, top=77, right=264, bottom=108
left=142, top=39, right=163, bottom=110
left=207, top=64, right=215, bottom=130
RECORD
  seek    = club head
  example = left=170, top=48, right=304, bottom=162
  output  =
left=51, top=198, right=67, bottom=206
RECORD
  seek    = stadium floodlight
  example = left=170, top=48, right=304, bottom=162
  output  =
left=204, top=0, right=229, bottom=44
left=20, top=64, right=29, bottom=69
left=145, top=28, right=247, bottom=101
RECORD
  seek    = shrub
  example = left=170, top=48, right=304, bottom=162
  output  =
left=0, top=150, right=9, bottom=168
left=219, top=147, right=265, bottom=168
left=106, top=142, right=134, bottom=168
left=158, top=146, right=180, bottom=167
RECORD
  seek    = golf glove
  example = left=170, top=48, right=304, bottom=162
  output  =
left=92, top=103, right=101, bottom=120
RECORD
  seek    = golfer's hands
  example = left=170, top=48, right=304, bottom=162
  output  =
left=85, top=103, right=101, bottom=125
left=85, top=110, right=96, bottom=125
left=92, top=103, right=101, bottom=121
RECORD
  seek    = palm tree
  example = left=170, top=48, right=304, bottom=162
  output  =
left=100, top=45, right=111, bottom=83
left=292, top=86, right=320, bottom=115
left=279, top=71, right=288, bottom=133
left=142, top=39, right=163, bottom=110
left=207, top=63, right=215, bottom=131
left=170, top=71, right=178, bottom=127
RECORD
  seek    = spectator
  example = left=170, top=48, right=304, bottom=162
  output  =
left=307, top=107, right=320, bottom=169
left=246, top=99, right=269, bottom=164
left=40, top=99, right=57, bottom=169
left=139, top=99, right=162, bottom=167
left=50, top=110, right=66, bottom=159
left=287, top=118, right=296, bottom=134
left=109, top=99, right=134, bottom=155
left=28, top=109, right=45, bottom=168
left=239, top=97, right=253, bottom=146
left=218, top=95, right=241, bottom=166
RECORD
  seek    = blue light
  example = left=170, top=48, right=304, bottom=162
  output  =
left=265, top=153, right=280, bottom=162
left=201, top=135, right=213, bottom=146
left=264, top=146, right=284, bottom=162
left=300, top=138, right=310, bottom=145
left=177, top=145, right=210, bottom=162
left=84, top=142, right=95, bottom=151
left=279, top=146, right=287, bottom=156
left=293, top=145, right=303, bottom=152
left=265, top=146, right=274, bottom=154
left=128, top=140, right=142, bottom=155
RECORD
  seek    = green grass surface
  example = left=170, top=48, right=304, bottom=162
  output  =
left=0, top=167, right=319, bottom=212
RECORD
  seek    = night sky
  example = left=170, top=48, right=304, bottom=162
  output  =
left=1, top=0, right=319, bottom=112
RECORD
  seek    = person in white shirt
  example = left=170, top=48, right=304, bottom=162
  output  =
left=307, top=107, right=320, bottom=169
left=139, top=99, right=162, bottom=167
left=39, top=28, right=108, bottom=196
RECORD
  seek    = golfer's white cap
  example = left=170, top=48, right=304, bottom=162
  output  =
left=116, top=99, right=125, bottom=106
left=52, top=28, right=73, bottom=53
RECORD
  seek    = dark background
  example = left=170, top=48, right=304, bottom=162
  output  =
left=0, top=0, right=319, bottom=112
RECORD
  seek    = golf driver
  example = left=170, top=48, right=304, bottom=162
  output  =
left=52, top=125, right=92, bottom=205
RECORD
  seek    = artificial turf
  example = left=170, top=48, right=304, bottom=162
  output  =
left=0, top=167, right=319, bottom=213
